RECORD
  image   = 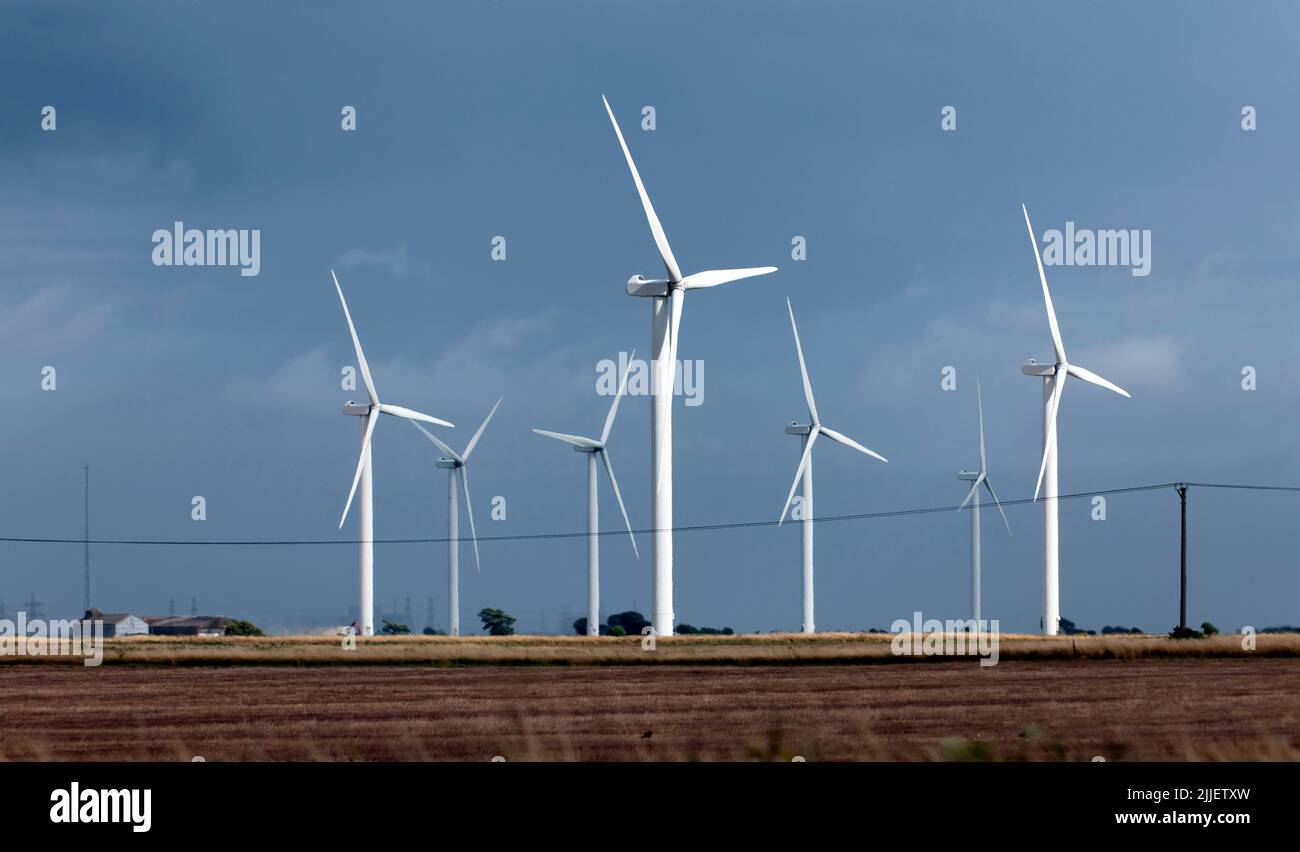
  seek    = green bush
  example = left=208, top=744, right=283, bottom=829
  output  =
left=1201, top=622, right=1219, bottom=636
left=381, top=620, right=411, bottom=635
left=478, top=608, right=516, bottom=636
left=225, top=619, right=264, bottom=637
left=608, top=625, right=627, bottom=637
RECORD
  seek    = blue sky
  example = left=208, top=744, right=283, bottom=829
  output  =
left=1, top=1, right=1298, bottom=633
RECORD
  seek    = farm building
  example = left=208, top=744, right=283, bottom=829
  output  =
left=143, top=615, right=233, bottom=637
left=81, top=609, right=149, bottom=637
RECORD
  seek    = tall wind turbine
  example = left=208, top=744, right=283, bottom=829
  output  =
left=410, top=399, right=501, bottom=636
left=333, top=271, right=454, bottom=637
left=533, top=351, right=639, bottom=636
left=1020, top=204, right=1131, bottom=635
left=957, top=379, right=1011, bottom=625
left=603, top=95, right=777, bottom=638
left=778, top=298, right=887, bottom=634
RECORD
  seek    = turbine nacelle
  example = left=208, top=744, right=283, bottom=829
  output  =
left=1020, top=359, right=1057, bottom=377
left=958, top=469, right=980, bottom=481
left=784, top=422, right=813, bottom=436
left=342, top=402, right=371, bottom=416
left=435, top=458, right=460, bottom=469
left=626, top=275, right=671, bottom=297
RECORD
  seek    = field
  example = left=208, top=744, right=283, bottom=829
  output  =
left=2, top=633, right=1298, bottom=761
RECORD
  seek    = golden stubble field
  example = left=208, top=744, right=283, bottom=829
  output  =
left=1, top=633, right=1298, bottom=761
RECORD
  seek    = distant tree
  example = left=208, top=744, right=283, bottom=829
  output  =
left=1170, top=625, right=1204, bottom=639
left=478, top=608, right=516, bottom=636
left=607, top=611, right=649, bottom=635
left=381, top=620, right=411, bottom=635
left=422, top=627, right=444, bottom=636
left=1059, top=618, right=1095, bottom=636
left=1201, top=622, right=1219, bottom=636
left=1101, top=625, right=1143, bottom=635
left=225, top=620, right=264, bottom=637
left=573, top=617, right=588, bottom=636
left=608, top=625, right=627, bottom=637
left=1262, top=625, right=1300, bottom=634
left=675, top=624, right=699, bottom=635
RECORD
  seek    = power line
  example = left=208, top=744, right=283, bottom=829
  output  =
left=0, top=480, right=1191, bottom=547
left=0, top=480, right=1295, bottom=549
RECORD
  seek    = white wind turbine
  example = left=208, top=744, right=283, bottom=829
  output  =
left=603, top=95, right=777, bottom=638
left=410, top=399, right=502, bottom=636
left=778, top=298, right=887, bottom=634
left=533, top=351, right=639, bottom=636
left=1020, top=204, right=1131, bottom=635
left=957, top=378, right=1011, bottom=625
left=332, top=271, right=454, bottom=637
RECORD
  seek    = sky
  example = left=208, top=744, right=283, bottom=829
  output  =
left=1, top=0, right=1298, bottom=635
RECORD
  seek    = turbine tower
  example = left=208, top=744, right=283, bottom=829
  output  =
left=410, top=399, right=502, bottom=636
left=333, top=271, right=454, bottom=637
left=533, top=351, right=639, bottom=636
left=778, top=299, right=887, bottom=633
left=602, top=95, right=777, bottom=637
left=1020, top=205, right=1131, bottom=635
left=956, top=379, right=1011, bottom=624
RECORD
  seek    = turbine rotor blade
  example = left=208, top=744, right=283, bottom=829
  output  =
left=958, top=473, right=984, bottom=510
left=786, top=298, right=818, bottom=424
left=601, top=348, right=636, bottom=445
left=820, top=425, right=888, bottom=463
left=459, top=465, right=481, bottom=573
left=778, top=426, right=819, bottom=526
left=1033, top=372, right=1067, bottom=501
left=339, top=411, right=379, bottom=528
left=379, top=404, right=453, bottom=428
left=463, top=397, right=502, bottom=461
left=1066, top=363, right=1131, bottom=399
left=655, top=293, right=683, bottom=496
left=332, top=271, right=379, bottom=405
left=601, top=96, right=682, bottom=282
left=984, top=477, right=1013, bottom=537
left=532, top=429, right=601, bottom=450
left=1022, top=205, right=1067, bottom=364
left=410, top=419, right=462, bottom=464
left=681, top=267, right=778, bottom=290
left=977, top=376, right=987, bottom=471
left=600, top=448, right=639, bottom=559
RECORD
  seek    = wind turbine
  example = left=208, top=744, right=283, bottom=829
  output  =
left=602, top=95, right=778, bottom=638
left=957, top=378, right=1011, bottom=625
left=332, top=271, right=454, bottom=637
left=532, top=351, right=639, bottom=636
left=778, top=298, right=887, bottom=634
left=1020, top=204, right=1131, bottom=635
left=410, top=399, right=502, bottom=636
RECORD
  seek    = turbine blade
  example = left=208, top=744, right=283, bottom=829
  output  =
left=984, top=477, right=1013, bottom=538
left=339, top=411, right=379, bottom=528
left=1021, top=205, right=1066, bottom=364
left=778, top=426, right=819, bottom=526
left=958, top=476, right=981, bottom=511
left=1033, top=372, right=1067, bottom=501
left=820, top=425, right=888, bottom=463
left=655, top=293, right=683, bottom=496
left=410, top=419, right=462, bottom=464
left=668, top=287, right=685, bottom=368
left=681, top=267, right=778, bottom=290
left=1066, top=363, right=1131, bottom=399
left=332, top=271, right=379, bottom=405
left=459, top=466, right=481, bottom=573
left=379, top=404, right=453, bottom=429
left=462, top=398, right=502, bottom=461
left=786, top=298, right=818, bottom=424
left=600, top=448, right=639, bottom=559
left=532, top=429, right=601, bottom=449
left=602, top=96, right=682, bottom=282
left=601, top=348, right=636, bottom=445
left=977, top=376, right=987, bottom=471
